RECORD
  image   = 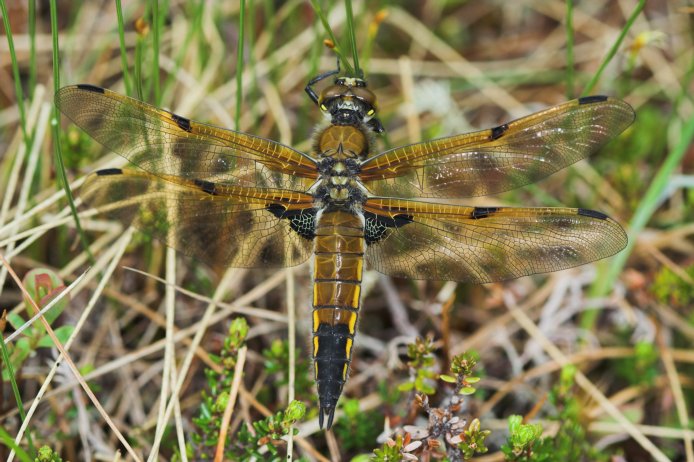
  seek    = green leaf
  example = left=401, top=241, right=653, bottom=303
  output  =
left=459, top=386, right=476, bottom=395
left=342, top=398, right=361, bottom=418
left=0, top=426, right=32, bottom=462
left=416, top=380, right=436, bottom=395
left=440, top=374, right=457, bottom=383
left=15, top=338, right=31, bottom=361
left=22, top=268, right=68, bottom=323
left=398, top=382, right=414, bottom=392
left=228, top=317, right=249, bottom=346
left=285, top=400, right=307, bottom=422
left=508, top=414, right=543, bottom=450
left=508, top=415, right=523, bottom=433
left=7, top=312, right=26, bottom=330
left=37, top=325, right=74, bottom=348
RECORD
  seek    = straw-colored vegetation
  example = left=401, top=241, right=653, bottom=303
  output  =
left=1, top=1, right=692, bottom=461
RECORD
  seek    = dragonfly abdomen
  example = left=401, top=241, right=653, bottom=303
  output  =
left=312, top=210, right=365, bottom=429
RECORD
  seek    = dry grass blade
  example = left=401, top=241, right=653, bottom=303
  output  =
left=3, top=269, right=88, bottom=344
left=505, top=292, right=672, bottom=462
left=1, top=2, right=690, bottom=460
left=1, top=231, right=140, bottom=462
left=214, top=345, right=247, bottom=461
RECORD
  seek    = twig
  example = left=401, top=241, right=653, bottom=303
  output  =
left=214, top=345, right=247, bottom=462
left=2, top=230, right=141, bottom=462
left=504, top=292, right=671, bottom=462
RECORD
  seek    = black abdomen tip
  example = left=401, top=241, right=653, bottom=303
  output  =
left=319, top=405, right=337, bottom=430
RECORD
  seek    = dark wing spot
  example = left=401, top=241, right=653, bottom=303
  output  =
left=577, top=208, right=608, bottom=220
left=193, top=178, right=216, bottom=195
left=265, top=205, right=317, bottom=240
left=471, top=207, right=499, bottom=219
left=364, top=212, right=413, bottom=245
left=265, top=203, right=287, bottom=218
left=490, top=123, right=509, bottom=140
left=171, top=113, right=192, bottom=132
left=95, top=168, right=123, bottom=176
left=76, top=84, right=105, bottom=93
left=392, top=214, right=414, bottom=226
left=578, top=95, right=608, bottom=105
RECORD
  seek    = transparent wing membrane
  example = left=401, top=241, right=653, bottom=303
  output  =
left=361, top=97, right=634, bottom=198
left=56, top=85, right=317, bottom=192
left=82, top=169, right=314, bottom=268
left=363, top=198, right=627, bottom=283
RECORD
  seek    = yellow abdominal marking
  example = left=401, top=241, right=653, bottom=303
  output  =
left=348, top=311, right=357, bottom=334
left=345, top=337, right=353, bottom=357
left=351, top=285, right=361, bottom=310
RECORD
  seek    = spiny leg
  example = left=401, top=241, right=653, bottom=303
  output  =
left=305, top=58, right=341, bottom=106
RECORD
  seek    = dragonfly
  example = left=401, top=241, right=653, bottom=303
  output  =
left=56, top=67, right=634, bottom=430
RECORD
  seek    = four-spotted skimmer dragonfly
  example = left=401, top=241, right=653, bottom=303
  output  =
left=56, top=68, right=633, bottom=429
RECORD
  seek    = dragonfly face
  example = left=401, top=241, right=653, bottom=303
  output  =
left=318, top=76, right=378, bottom=129
left=56, top=71, right=634, bottom=430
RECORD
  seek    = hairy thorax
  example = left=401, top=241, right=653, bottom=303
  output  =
left=313, top=124, right=371, bottom=208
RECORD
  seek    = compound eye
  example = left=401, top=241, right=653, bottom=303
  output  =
left=352, top=86, right=377, bottom=110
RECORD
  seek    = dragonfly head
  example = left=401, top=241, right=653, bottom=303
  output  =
left=318, top=77, right=383, bottom=132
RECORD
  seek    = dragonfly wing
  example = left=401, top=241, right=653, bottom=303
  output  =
left=361, top=96, right=634, bottom=198
left=83, top=168, right=316, bottom=268
left=363, top=198, right=627, bottom=283
left=57, top=85, right=317, bottom=191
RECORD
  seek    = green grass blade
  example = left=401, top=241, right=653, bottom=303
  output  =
left=344, top=0, right=360, bottom=77
left=309, top=0, right=354, bottom=76
left=582, top=0, right=645, bottom=96
left=565, top=0, right=574, bottom=98
left=152, top=0, right=161, bottom=104
left=593, top=111, right=694, bottom=299
left=28, top=0, right=37, bottom=97
left=246, top=0, right=259, bottom=123
left=580, top=0, right=645, bottom=330
left=115, top=0, right=133, bottom=95
left=135, top=33, right=145, bottom=100
left=235, top=0, right=246, bottom=130
left=162, top=1, right=205, bottom=99
left=49, top=0, right=94, bottom=264
left=0, top=0, right=29, bottom=146
left=0, top=324, right=36, bottom=458
left=0, top=426, right=33, bottom=462
left=362, top=10, right=385, bottom=76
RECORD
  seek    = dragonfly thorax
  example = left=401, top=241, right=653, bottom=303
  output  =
left=314, top=157, right=366, bottom=208
left=312, top=123, right=370, bottom=208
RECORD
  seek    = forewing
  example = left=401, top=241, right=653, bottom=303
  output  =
left=82, top=169, right=316, bottom=268
left=56, top=85, right=317, bottom=191
left=363, top=198, right=627, bottom=283
left=361, top=96, right=634, bottom=198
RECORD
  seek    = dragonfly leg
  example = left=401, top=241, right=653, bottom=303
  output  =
left=366, top=117, right=385, bottom=134
left=305, top=58, right=341, bottom=106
